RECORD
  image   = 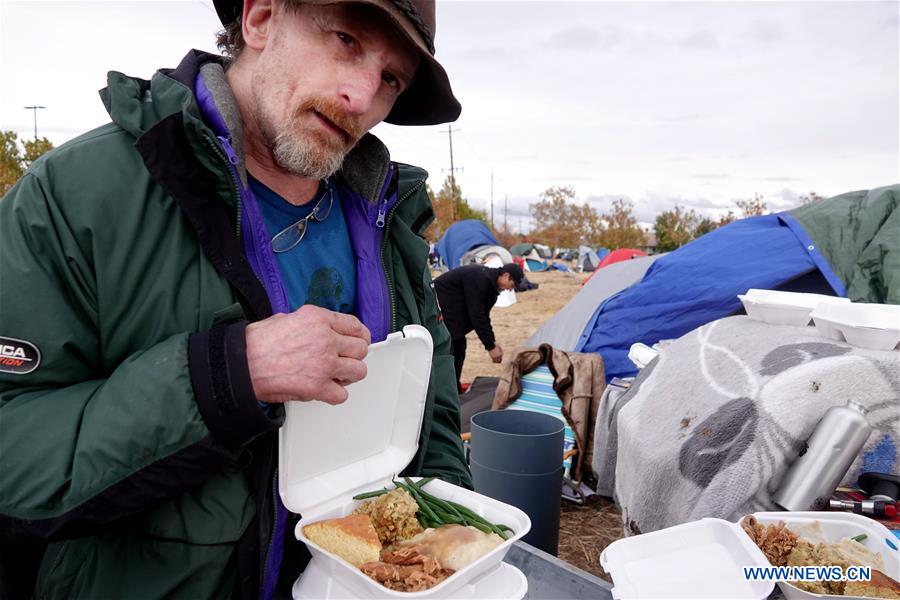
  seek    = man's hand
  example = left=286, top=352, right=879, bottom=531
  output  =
left=488, top=345, right=503, bottom=364
left=245, top=305, right=371, bottom=405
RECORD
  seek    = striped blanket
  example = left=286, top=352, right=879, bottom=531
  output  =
left=505, top=365, right=577, bottom=472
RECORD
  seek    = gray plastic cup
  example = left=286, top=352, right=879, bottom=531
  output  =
left=470, top=410, right=565, bottom=475
left=471, top=457, right=563, bottom=555
left=469, top=410, right=565, bottom=555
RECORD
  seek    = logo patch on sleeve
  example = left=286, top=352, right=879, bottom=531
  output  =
left=0, top=337, right=41, bottom=374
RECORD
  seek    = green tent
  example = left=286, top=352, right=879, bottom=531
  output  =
left=790, top=184, right=899, bottom=303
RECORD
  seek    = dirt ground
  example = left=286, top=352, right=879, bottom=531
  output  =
left=451, top=269, right=624, bottom=581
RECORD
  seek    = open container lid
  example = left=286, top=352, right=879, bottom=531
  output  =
left=278, top=325, right=433, bottom=516
left=741, top=289, right=850, bottom=309
left=600, top=518, right=775, bottom=599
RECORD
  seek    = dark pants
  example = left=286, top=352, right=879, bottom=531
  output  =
left=451, top=337, right=467, bottom=393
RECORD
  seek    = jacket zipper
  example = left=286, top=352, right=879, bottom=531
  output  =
left=379, top=177, right=426, bottom=333
left=207, top=133, right=280, bottom=595
left=202, top=135, right=244, bottom=239
left=259, top=467, right=279, bottom=598
left=216, top=135, right=244, bottom=239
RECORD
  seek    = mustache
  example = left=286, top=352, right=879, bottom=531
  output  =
left=294, top=97, right=362, bottom=144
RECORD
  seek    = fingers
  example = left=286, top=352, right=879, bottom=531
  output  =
left=328, top=312, right=371, bottom=344
left=337, top=334, right=368, bottom=360
left=333, top=356, right=367, bottom=384
left=317, top=380, right=350, bottom=405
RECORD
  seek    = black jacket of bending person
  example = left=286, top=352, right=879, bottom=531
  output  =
left=434, top=265, right=501, bottom=350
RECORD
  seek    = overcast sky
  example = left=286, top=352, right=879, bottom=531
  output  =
left=1, top=1, right=897, bottom=230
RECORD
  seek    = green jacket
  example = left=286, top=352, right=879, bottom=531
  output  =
left=0, top=50, right=470, bottom=599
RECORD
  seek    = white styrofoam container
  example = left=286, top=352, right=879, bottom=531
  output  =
left=737, top=290, right=850, bottom=327
left=279, top=325, right=531, bottom=599
left=752, top=512, right=900, bottom=599
left=810, top=302, right=900, bottom=350
left=292, top=561, right=528, bottom=599
left=600, top=511, right=899, bottom=600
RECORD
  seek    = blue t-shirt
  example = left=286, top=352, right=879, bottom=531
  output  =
left=249, top=176, right=356, bottom=314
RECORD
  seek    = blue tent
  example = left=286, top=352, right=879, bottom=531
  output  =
left=434, top=220, right=499, bottom=270
left=575, top=213, right=846, bottom=381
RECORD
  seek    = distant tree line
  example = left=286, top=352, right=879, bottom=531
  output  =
left=1, top=131, right=54, bottom=197
left=423, top=173, right=827, bottom=255
left=1, top=129, right=826, bottom=256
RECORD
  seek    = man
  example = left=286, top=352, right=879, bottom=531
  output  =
left=434, top=263, right=524, bottom=391
left=0, top=0, right=470, bottom=597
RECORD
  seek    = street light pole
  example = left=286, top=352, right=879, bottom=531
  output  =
left=23, top=106, right=46, bottom=140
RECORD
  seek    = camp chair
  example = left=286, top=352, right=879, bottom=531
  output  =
left=461, top=364, right=588, bottom=505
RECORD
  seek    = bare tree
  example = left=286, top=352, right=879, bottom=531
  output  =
left=735, top=193, right=767, bottom=217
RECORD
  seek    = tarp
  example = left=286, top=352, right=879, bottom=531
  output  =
left=526, top=255, right=660, bottom=351
left=434, top=220, right=498, bottom=270
left=790, top=185, right=899, bottom=303
left=576, top=213, right=845, bottom=381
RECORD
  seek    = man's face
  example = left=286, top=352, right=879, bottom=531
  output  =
left=498, top=273, right=517, bottom=291
left=245, top=2, right=420, bottom=179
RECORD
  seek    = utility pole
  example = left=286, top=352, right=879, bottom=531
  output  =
left=504, top=195, right=509, bottom=231
left=23, top=105, right=46, bottom=140
left=441, top=125, right=461, bottom=220
left=490, top=171, right=494, bottom=229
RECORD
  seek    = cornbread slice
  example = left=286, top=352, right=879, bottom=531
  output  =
left=302, top=514, right=382, bottom=567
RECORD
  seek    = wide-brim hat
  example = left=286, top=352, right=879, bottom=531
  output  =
left=212, top=0, right=461, bottom=125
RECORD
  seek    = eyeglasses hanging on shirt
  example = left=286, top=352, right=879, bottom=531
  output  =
left=270, top=179, right=335, bottom=253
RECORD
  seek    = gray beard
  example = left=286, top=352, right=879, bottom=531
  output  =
left=271, top=125, right=346, bottom=180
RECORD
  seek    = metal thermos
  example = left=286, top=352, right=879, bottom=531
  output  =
left=773, top=401, right=872, bottom=511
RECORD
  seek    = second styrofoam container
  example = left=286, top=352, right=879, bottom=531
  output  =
left=737, top=290, right=850, bottom=327
left=279, top=325, right=531, bottom=599
left=600, top=511, right=899, bottom=600
left=751, top=512, right=900, bottom=599
left=810, top=302, right=900, bottom=350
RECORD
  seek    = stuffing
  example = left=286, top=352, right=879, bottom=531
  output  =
left=353, top=488, right=423, bottom=545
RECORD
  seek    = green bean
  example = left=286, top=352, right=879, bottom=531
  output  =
left=851, top=533, right=867, bottom=543
left=420, top=491, right=508, bottom=539
left=432, top=510, right=466, bottom=524
left=443, top=499, right=510, bottom=539
left=415, top=488, right=466, bottom=521
left=413, top=476, right=436, bottom=490
left=351, top=488, right=390, bottom=500
left=398, top=479, right=442, bottom=526
left=463, top=519, right=495, bottom=535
